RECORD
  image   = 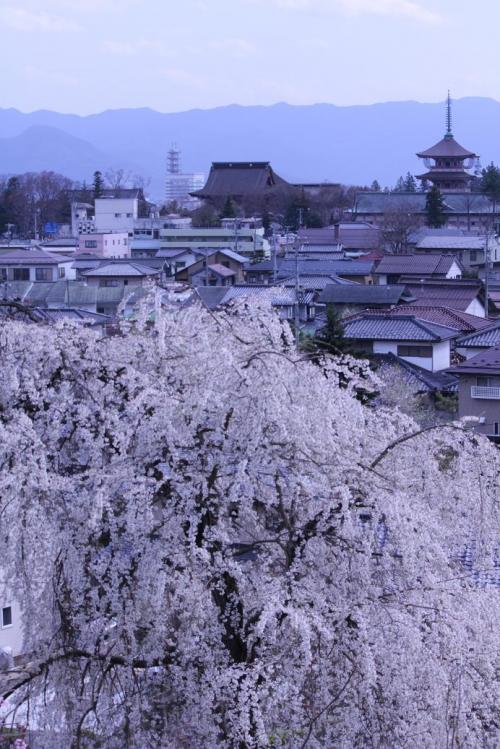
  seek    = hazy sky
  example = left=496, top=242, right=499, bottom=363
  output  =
left=1, top=0, right=499, bottom=114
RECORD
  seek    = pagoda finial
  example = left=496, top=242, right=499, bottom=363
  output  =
left=445, top=90, right=452, bottom=138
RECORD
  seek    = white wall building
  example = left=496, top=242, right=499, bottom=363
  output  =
left=94, top=197, right=139, bottom=234
left=78, top=232, right=130, bottom=258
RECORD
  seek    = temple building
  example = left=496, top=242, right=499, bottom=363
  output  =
left=416, top=94, right=478, bottom=192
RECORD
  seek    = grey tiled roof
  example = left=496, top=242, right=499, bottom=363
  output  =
left=375, top=254, right=461, bottom=275
left=355, top=191, right=494, bottom=215
left=246, top=259, right=375, bottom=277
left=318, top=284, right=410, bottom=305
left=0, top=249, right=61, bottom=265
left=194, top=287, right=228, bottom=310
left=448, top=345, right=500, bottom=374
left=82, top=262, right=159, bottom=277
left=416, top=236, right=486, bottom=251
left=222, top=285, right=315, bottom=306
left=455, top=321, right=500, bottom=348
left=282, top=274, right=352, bottom=290
left=343, top=315, right=458, bottom=342
left=405, top=282, right=482, bottom=311
left=350, top=305, right=491, bottom=333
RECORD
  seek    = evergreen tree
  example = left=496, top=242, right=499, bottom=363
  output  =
left=221, top=196, right=236, bottom=218
left=480, top=162, right=500, bottom=222
left=315, top=305, right=346, bottom=353
left=394, top=176, right=406, bottom=192
left=371, top=180, right=381, bottom=192
left=425, top=185, right=447, bottom=228
left=93, top=170, right=104, bottom=199
left=403, top=172, right=417, bottom=192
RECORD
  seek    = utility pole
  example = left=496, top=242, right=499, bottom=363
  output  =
left=272, top=229, right=278, bottom=284
left=294, top=241, right=301, bottom=352
left=484, top=233, right=489, bottom=318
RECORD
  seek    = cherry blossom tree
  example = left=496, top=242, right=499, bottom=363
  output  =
left=0, top=302, right=498, bottom=748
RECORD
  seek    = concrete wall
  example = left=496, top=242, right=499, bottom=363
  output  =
left=94, top=198, right=138, bottom=234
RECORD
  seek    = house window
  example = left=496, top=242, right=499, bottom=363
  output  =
left=126, top=213, right=133, bottom=218
left=114, top=213, right=121, bottom=218
left=397, top=345, right=433, bottom=358
left=99, top=280, right=119, bottom=287
left=35, top=267, right=52, bottom=281
left=470, top=250, right=477, bottom=262
left=85, top=240, right=97, bottom=249
left=477, top=376, right=500, bottom=387
left=12, top=268, right=29, bottom=281
left=2, top=606, right=12, bottom=628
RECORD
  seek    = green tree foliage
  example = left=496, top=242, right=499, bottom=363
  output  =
left=480, top=162, right=500, bottom=219
left=221, top=196, right=236, bottom=218
left=394, top=176, right=406, bottom=192
left=0, top=172, right=74, bottom=238
left=371, top=180, right=381, bottom=192
left=403, top=172, right=417, bottom=192
left=93, top=170, right=104, bottom=199
left=425, top=185, right=447, bottom=228
left=315, top=305, right=346, bottom=353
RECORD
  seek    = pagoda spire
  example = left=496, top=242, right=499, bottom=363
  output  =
left=445, top=90, right=452, bottom=139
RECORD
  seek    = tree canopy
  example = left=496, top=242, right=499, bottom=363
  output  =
left=425, top=185, right=447, bottom=228
left=0, top=303, right=498, bottom=748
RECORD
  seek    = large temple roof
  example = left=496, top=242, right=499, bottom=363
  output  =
left=416, top=136, right=477, bottom=159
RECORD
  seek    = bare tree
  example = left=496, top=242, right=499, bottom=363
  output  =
left=381, top=204, right=422, bottom=254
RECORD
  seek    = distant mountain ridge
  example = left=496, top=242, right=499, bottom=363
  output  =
left=1, top=98, right=499, bottom=200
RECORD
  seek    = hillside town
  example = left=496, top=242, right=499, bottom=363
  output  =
left=0, top=95, right=499, bottom=748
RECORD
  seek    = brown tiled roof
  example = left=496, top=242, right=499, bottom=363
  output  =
left=375, top=254, right=462, bottom=276
left=347, top=305, right=490, bottom=333
left=404, top=281, right=482, bottom=312
left=416, top=136, right=477, bottom=159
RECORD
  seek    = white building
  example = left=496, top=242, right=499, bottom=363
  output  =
left=78, top=232, right=130, bottom=258
left=94, top=197, right=139, bottom=234
left=0, top=577, right=23, bottom=658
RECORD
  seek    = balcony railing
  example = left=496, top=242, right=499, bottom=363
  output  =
left=470, top=386, right=500, bottom=399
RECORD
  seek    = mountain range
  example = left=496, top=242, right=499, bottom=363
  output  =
left=1, top=97, right=499, bottom=201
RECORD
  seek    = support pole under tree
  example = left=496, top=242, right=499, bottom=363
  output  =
left=294, top=242, right=301, bottom=352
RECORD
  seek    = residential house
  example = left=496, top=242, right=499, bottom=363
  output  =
left=40, top=237, right=79, bottom=256
left=81, top=262, right=160, bottom=287
left=175, top=249, right=247, bottom=285
left=0, top=577, right=22, bottom=659
left=245, top=258, right=375, bottom=285
left=402, top=278, right=486, bottom=317
left=191, top=264, right=237, bottom=287
left=410, top=233, right=498, bottom=271
left=454, top=321, right=500, bottom=359
left=374, top=254, right=463, bottom=285
left=0, top=248, right=63, bottom=283
left=318, top=284, right=413, bottom=313
left=349, top=304, right=492, bottom=336
left=448, top=346, right=500, bottom=441
left=194, top=284, right=317, bottom=324
left=342, top=314, right=458, bottom=372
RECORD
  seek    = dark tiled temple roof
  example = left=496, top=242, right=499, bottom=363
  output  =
left=193, top=162, right=289, bottom=197
left=416, top=136, right=476, bottom=159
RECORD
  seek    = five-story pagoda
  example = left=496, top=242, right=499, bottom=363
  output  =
left=417, top=93, right=478, bottom=192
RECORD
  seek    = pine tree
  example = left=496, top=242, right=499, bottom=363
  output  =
left=394, top=176, right=406, bottom=192
left=480, top=162, right=500, bottom=222
left=425, top=185, right=447, bottom=228
left=403, top=172, right=417, bottom=192
left=93, top=170, right=104, bottom=199
left=371, top=180, right=381, bottom=192
left=316, top=305, right=346, bottom=353
left=221, top=196, right=236, bottom=218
